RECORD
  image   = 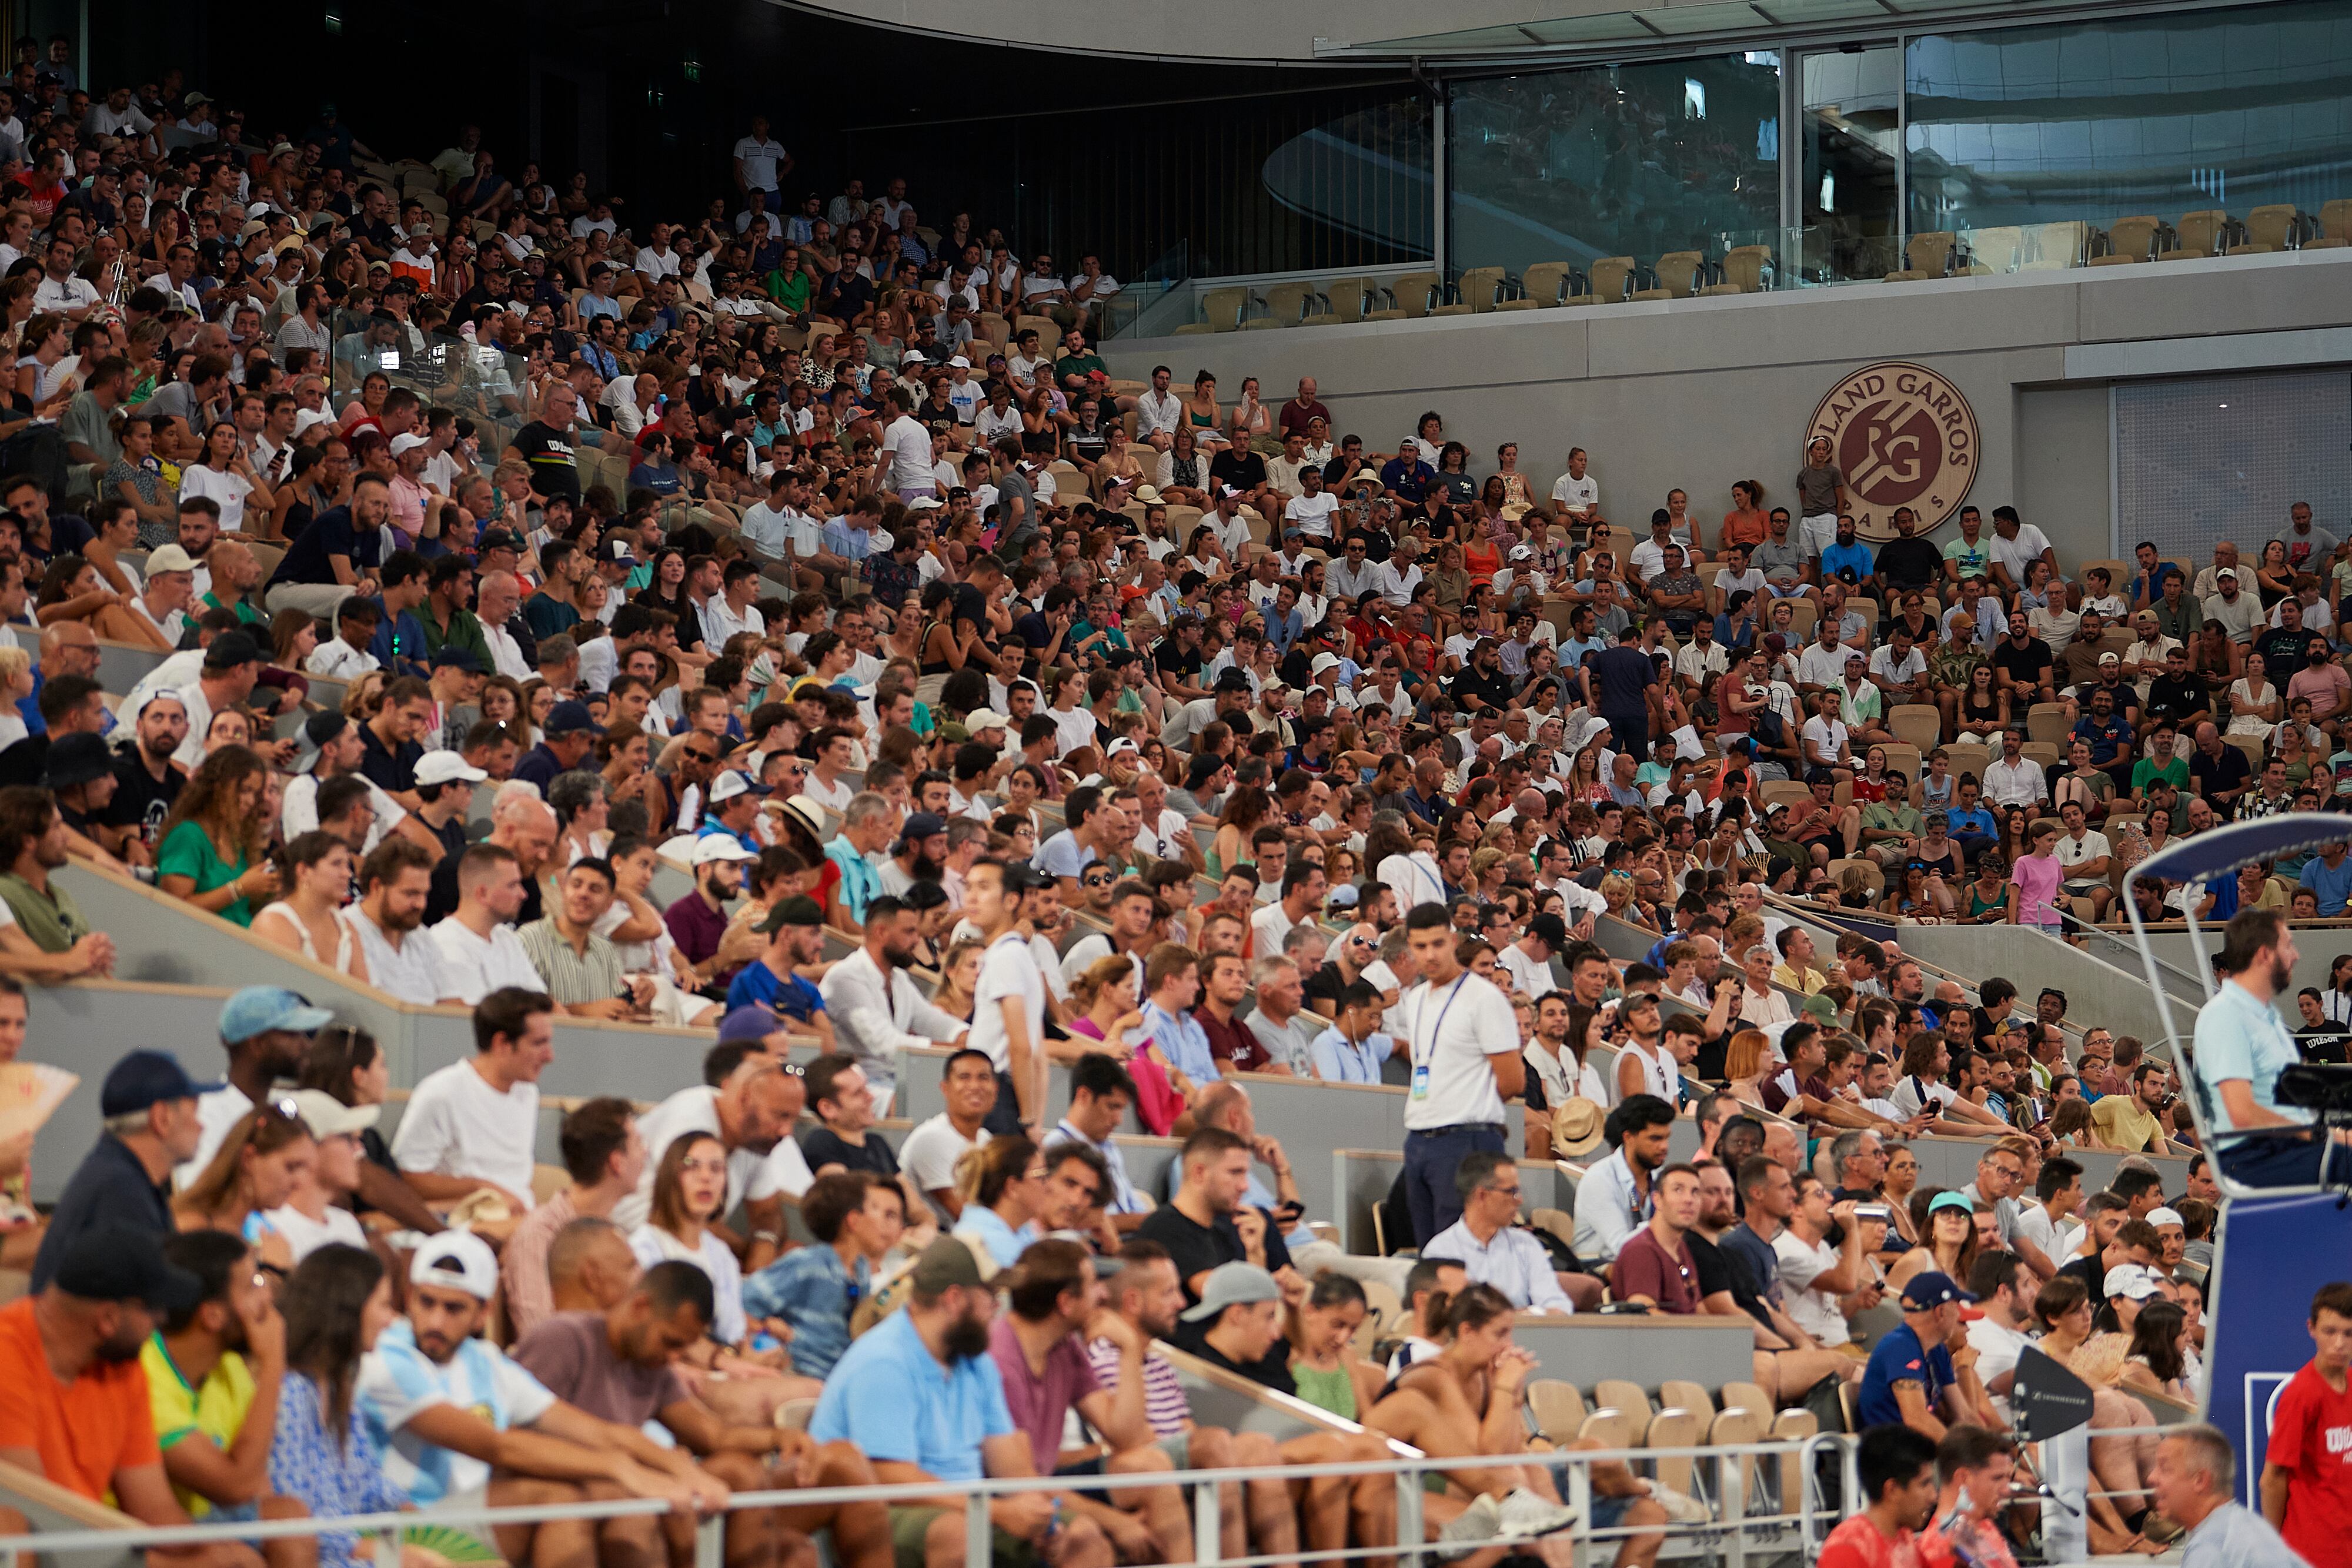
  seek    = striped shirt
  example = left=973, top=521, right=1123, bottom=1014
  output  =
left=1085, top=1336, right=1190, bottom=1437
left=515, top=917, right=626, bottom=1005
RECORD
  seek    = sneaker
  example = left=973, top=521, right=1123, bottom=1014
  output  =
left=1436, top=1493, right=1502, bottom=1557
left=1496, top=1487, right=1581, bottom=1540
left=1645, top=1482, right=1711, bottom=1525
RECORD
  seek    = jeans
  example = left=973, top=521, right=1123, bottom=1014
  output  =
left=1402, top=1122, right=1506, bottom=1247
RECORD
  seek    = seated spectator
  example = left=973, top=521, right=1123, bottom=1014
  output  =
left=172, top=1104, right=316, bottom=1275
left=513, top=1256, right=892, bottom=1568
left=808, top=1238, right=1111, bottom=1568
left=157, top=745, right=279, bottom=930
left=1571, top=1093, right=1676, bottom=1262
left=341, top=838, right=460, bottom=1005
left=31, top=1049, right=208, bottom=1292
left=1857, top=1271, right=1999, bottom=1437
left=1419, top=1150, right=1590, bottom=1314
left=1090, top=1239, right=1395, bottom=1559
left=1041, top=1051, right=1152, bottom=1226
left=726, top=894, right=837, bottom=1045
left=900, top=1047, right=997, bottom=1222
left=390, top=988, right=552, bottom=1218
left=0, top=1222, right=235, bottom=1545
left=143, top=1231, right=308, bottom=1534
left=1774, top=1171, right=1875, bottom=1349
left=429, top=842, right=545, bottom=1005
left=622, top=1047, right=813, bottom=1270
left=986, top=1239, right=1192, bottom=1560
left=743, top=1171, right=907, bottom=1378
left=799, top=1054, right=917, bottom=1208
left=263, top=1091, right=378, bottom=1264
left=356, top=1232, right=717, bottom=1562
left=518, top=856, right=654, bottom=1019
left=1817, top=1425, right=1940, bottom=1568
left=0, top=783, right=117, bottom=979
left=952, top=1133, right=1051, bottom=1271
left=503, top=1098, right=642, bottom=1343
left=1136, top=1126, right=1293, bottom=1302
left=1358, top=1281, right=1689, bottom=1556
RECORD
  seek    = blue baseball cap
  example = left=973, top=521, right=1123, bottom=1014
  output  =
left=1899, top=1269, right=1979, bottom=1311
left=219, top=986, right=335, bottom=1045
left=543, top=700, right=605, bottom=737
left=101, top=1050, right=225, bottom=1117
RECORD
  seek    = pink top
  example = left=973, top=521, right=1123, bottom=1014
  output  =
left=2010, top=852, right=2064, bottom=925
left=1066, top=1021, right=1182, bottom=1134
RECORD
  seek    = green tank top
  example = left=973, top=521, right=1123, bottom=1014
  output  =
left=1289, top=1363, right=1357, bottom=1421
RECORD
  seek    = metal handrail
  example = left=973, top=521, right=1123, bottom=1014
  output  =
left=0, top=1436, right=1845, bottom=1567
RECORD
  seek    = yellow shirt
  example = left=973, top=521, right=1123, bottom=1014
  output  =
left=1772, top=962, right=1826, bottom=995
left=140, top=1335, right=257, bottom=1519
left=2088, top=1094, right=2164, bottom=1154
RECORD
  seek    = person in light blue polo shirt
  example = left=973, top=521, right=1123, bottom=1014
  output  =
left=2194, top=907, right=2344, bottom=1188
left=2300, top=841, right=2352, bottom=917
left=1139, top=946, right=1220, bottom=1085
left=811, top=1238, right=1092, bottom=1567
left=1308, top=982, right=1398, bottom=1085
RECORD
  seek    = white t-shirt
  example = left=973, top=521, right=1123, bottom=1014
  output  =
left=1773, top=1230, right=1849, bottom=1346
left=430, top=918, right=548, bottom=1007
left=1967, top=1316, right=2032, bottom=1426
left=968, top=932, right=1044, bottom=1075
left=1401, top=972, right=1518, bottom=1131
left=880, top=414, right=935, bottom=492
left=1496, top=944, right=1556, bottom=999
left=2011, top=1201, right=2067, bottom=1269
left=176, top=1084, right=256, bottom=1190
left=268, top=1202, right=369, bottom=1263
left=1285, top=492, right=1339, bottom=539
left=614, top=1083, right=811, bottom=1231
left=390, top=1059, right=539, bottom=1209
left=1552, top=473, right=1598, bottom=513
left=2056, top=829, right=2112, bottom=888
left=900, top=1114, right=991, bottom=1213
left=732, top=135, right=788, bottom=189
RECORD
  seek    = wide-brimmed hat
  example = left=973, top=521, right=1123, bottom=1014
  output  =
left=1551, top=1096, right=1606, bottom=1158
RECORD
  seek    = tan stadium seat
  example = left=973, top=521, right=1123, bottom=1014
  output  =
left=2092, top=215, right=2167, bottom=265
left=1659, top=1381, right=1716, bottom=1419
left=1191, top=289, right=1250, bottom=333
left=1525, top=1380, right=1588, bottom=1445
left=2026, top=703, right=2072, bottom=745
left=2021, top=221, right=2092, bottom=270
left=1759, top=780, right=1812, bottom=814
left=1650, top=251, right=1706, bottom=299
left=1783, top=599, right=1820, bottom=640
left=1826, top=858, right=1886, bottom=901
left=1886, top=230, right=1957, bottom=282
left=1592, top=1379, right=1656, bottom=1446
left=1706, top=1407, right=1768, bottom=1517
left=1700, top=245, right=1772, bottom=295
left=2307, top=199, right=2352, bottom=249
left=1578, top=1406, right=1641, bottom=1452
left=974, top=312, right=1010, bottom=352
left=1945, top=743, right=1990, bottom=780
left=1769, top=1409, right=1819, bottom=1513
left=1961, top=226, right=2024, bottom=273
left=1388, top=270, right=1442, bottom=318
left=1647, top=1406, right=1707, bottom=1499
left=1324, top=276, right=1392, bottom=323
left=1882, top=742, right=1922, bottom=784
left=2020, top=740, right=2063, bottom=770
left=1496, top=260, right=1574, bottom=309
left=1424, top=276, right=1473, bottom=317
left=1241, top=281, right=1319, bottom=330
left=1015, top=312, right=1062, bottom=342
left=2167, top=210, right=2231, bottom=259
left=2235, top=206, right=2302, bottom=254
left=2227, top=734, right=2269, bottom=774
left=1589, top=256, right=1639, bottom=303
left=1890, top=705, right=1942, bottom=752
left=1454, top=265, right=1511, bottom=312
left=1717, top=1383, right=1771, bottom=1423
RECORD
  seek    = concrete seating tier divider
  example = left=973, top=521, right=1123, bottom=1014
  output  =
left=1160, top=1342, right=1420, bottom=1455
left=53, top=861, right=719, bottom=1106
left=0, top=1457, right=142, bottom=1567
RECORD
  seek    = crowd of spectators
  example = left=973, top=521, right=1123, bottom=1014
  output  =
left=0, top=50, right=2337, bottom=1568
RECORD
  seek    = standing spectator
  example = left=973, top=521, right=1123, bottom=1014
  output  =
left=2258, top=1281, right=2352, bottom=1563
left=30, top=1050, right=209, bottom=1291
left=818, top=894, right=969, bottom=1111
left=390, top=987, right=551, bottom=1215
left=1398, top=902, right=1523, bottom=1245
left=731, top=117, right=791, bottom=202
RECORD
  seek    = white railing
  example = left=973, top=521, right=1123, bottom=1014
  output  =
left=0, top=1436, right=1853, bottom=1568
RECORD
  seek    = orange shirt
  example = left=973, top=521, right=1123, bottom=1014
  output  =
left=0, top=1296, right=159, bottom=1501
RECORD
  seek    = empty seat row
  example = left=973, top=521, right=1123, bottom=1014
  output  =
left=1524, top=1378, right=1819, bottom=1520
left=1892, top=200, right=2351, bottom=280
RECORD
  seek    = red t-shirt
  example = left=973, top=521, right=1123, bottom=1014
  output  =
left=2266, top=1360, right=2352, bottom=1564
left=1817, top=1513, right=1924, bottom=1568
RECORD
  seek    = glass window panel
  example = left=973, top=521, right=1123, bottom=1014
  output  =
left=1907, top=0, right=2352, bottom=235
left=1448, top=55, right=1783, bottom=278
left=1802, top=45, right=1904, bottom=279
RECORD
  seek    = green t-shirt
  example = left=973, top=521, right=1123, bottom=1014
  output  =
left=765, top=269, right=811, bottom=312
left=158, top=820, right=253, bottom=927
left=199, top=591, right=262, bottom=626
left=2131, top=755, right=2189, bottom=794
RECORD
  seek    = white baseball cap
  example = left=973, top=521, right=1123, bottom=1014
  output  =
left=691, top=836, right=757, bottom=865
left=410, top=1231, right=499, bottom=1300
left=415, top=753, right=488, bottom=787
left=709, top=770, right=767, bottom=804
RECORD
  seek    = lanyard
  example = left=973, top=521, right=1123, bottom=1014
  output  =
left=1411, top=975, right=1469, bottom=1071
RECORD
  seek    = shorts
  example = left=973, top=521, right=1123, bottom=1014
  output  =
left=1591, top=1493, right=1635, bottom=1532
left=1799, top=513, right=1839, bottom=558
left=1054, top=1435, right=1194, bottom=1503
left=890, top=1505, right=1038, bottom=1568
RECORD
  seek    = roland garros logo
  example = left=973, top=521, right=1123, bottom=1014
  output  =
left=1805, top=361, right=1979, bottom=543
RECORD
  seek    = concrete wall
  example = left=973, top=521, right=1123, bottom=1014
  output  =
left=1895, top=923, right=2178, bottom=1048
left=1107, top=249, right=2352, bottom=571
